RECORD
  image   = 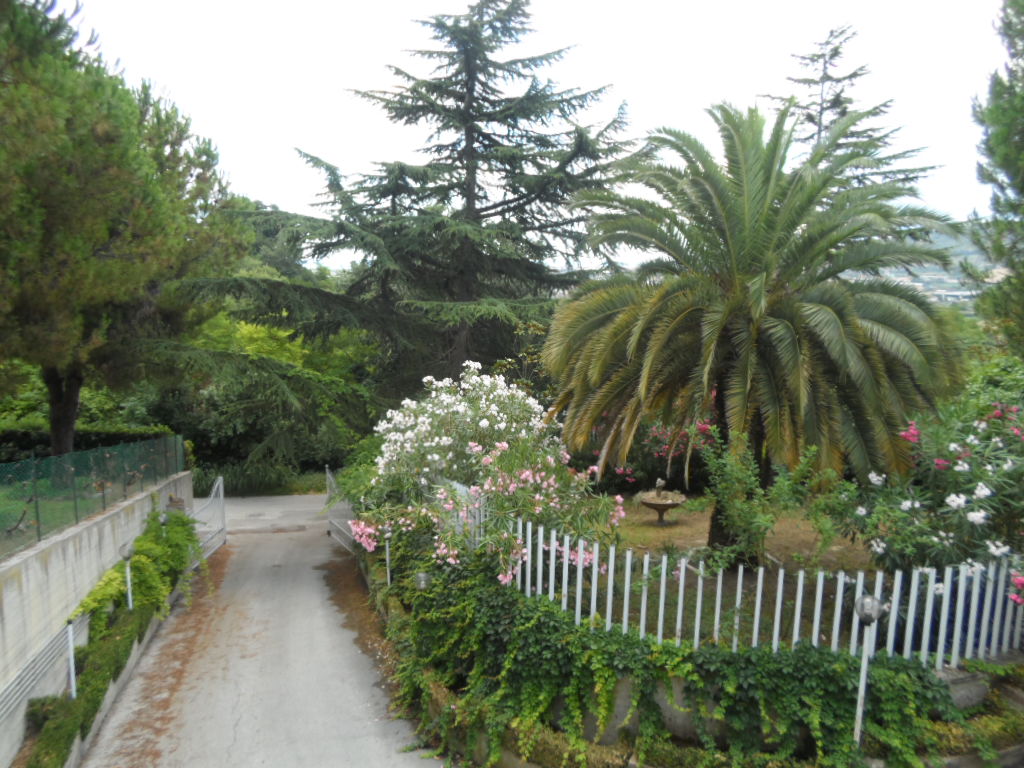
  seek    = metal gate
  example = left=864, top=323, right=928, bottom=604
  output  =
left=325, top=467, right=354, bottom=553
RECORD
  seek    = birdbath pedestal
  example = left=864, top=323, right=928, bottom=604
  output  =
left=638, top=489, right=685, bottom=525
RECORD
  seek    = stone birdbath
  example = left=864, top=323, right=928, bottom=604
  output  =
left=638, top=479, right=686, bottom=525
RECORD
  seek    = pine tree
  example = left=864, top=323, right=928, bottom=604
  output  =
left=974, top=0, right=1024, bottom=355
left=765, top=26, right=929, bottom=187
left=0, top=1, right=246, bottom=453
left=304, top=0, right=627, bottom=392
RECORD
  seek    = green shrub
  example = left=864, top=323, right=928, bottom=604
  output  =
left=0, top=426, right=171, bottom=463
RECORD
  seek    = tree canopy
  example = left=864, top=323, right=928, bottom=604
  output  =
left=764, top=25, right=929, bottom=188
left=293, top=0, right=628, bottom=395
left=0, top=0, right=246, bottom=453
left=974, top=0, right=1024, bottom=357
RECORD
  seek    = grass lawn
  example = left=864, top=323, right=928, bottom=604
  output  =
left=616, top=493, right=873, bottom=573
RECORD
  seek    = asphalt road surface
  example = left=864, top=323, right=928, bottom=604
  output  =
left=80, top=495, right=428, bottom=767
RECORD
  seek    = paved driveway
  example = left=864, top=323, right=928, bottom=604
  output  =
left=81, top=496, right=428, bottom=767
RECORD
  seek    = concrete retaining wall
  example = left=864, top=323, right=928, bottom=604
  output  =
left=0, top=472, right=192, bottom=768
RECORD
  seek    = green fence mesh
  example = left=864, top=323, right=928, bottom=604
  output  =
left=0, top=435, right=184, bottom=560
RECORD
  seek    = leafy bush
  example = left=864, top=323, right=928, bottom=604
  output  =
left=347, top=361, right=625, bottom=585
left=0, top=426, right=172, bottom=463
left=24, top=507, right=201, bottom=767
left=833, top=360, right=1024, bottom=571
left=387, top=556, right=966, bottom=768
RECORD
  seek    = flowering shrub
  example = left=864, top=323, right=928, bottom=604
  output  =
left=344, top=362, right=624, bottom=584
left=372, top=360, right=548, bottom=491
left=835, top=363, right=1024, bottom=572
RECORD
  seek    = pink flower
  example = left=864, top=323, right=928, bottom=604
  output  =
left=482, top=456, right=493, bottom=466
left=899, top=421, right=921, bottom=443
left=349, top=520, right=379, bottom=552
left=934, top=458, right=951, bottom=470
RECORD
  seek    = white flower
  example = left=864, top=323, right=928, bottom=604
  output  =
left=946, top=493, right=969, bottom=510
left=868, top=471, right=886, bottom=486
left=954, top=461, right=970, bottom=472
left=855, top=506, right=869, bottom=517
left=478, top=418, right=490, bottom=429
left=974, top=420, right=988, bottom=432
left=949, top=442, right=962, bottom=453
left=966, top=435, right=980, bottom=446
left=992, top=437, right=1004, bottom=448
left=974, top=482, right=993, bottom=499
left=869, top=539, right=887, bottom=554
left=1004, top=459, right=1015, bottom=471
left=966, top=510, right=988, bottom=525
left=899, top=499, right=922, bottom=511
left=987, top=540, right=1010, bottom=558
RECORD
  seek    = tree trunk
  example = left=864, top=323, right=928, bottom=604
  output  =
left=706, top=502, right=741, bottom=549
left=42, top=364, right=84, bottom=456
left=705, top=383, right=740, bottom=551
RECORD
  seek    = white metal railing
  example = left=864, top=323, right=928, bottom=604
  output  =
left=190, top=476, right=225, bottom=557
left=325, top=467, right=354, bottom=553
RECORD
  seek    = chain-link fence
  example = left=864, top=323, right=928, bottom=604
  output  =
left=0, top=435, right=185, bottom=560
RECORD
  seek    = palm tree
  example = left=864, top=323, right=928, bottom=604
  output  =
left=543, top=104, right=959, bottom=549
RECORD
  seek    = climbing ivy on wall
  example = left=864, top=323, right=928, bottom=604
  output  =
left=380, top=549, right=983, bottom=768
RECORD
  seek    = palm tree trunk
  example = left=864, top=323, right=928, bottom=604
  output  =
left=706, top=384, right=742, bottom=552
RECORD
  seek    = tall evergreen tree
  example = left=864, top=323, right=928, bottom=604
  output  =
left=0, top=0, right=246, bottom=454
left=303, top=0, right=627, bottom=392
left=765, top=26, right=929, bottom=187
left=974, top=0, right=1024, bottom=356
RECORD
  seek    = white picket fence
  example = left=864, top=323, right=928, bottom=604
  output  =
left=505, top=518, right=1024, bottom=671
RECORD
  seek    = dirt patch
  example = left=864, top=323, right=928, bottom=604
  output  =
left=319, top=548, right=402, bottom=696
left=89, top=544, right=234, bottom=766
left=10, top=546, right=234, bottom=768
left=619, top=496, right=872, bottom=571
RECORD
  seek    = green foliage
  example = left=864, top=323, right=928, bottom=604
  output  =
left=384, top=555, right=962, bottom=768
left=144, top=312, right=376, bottom=486
left=764, top=25, right=929, bottom=187
left=973, top=0, right=1024, bottom=358
left=24, top=505, right=203, bottom=766
left=293, top=0, right=628, bottom=395
left=0, top=0, right=247, bottom=454
left=0, top=425, right=171, bottom=463
left=25, top=606, right=156, bottom=768
left=834, top=359, right=1024, bottom=571
left=546, top=104, right=960, bottom=553
left=346, top=363, right=624, bottom=582
left=699, top=434, right=852, bottom=565
left=70, top=508, right=202, bottom=619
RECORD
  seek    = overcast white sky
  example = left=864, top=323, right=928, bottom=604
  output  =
left=63, top=0, right=1006, bottom=233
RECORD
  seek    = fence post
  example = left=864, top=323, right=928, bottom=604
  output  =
left=66, top=620, right=77, bottom=699
left=71, top=465, right=79, bottom=523
left=31, top=454, right=42, bottom=542
left=853, top=619, right=877, bottom=744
